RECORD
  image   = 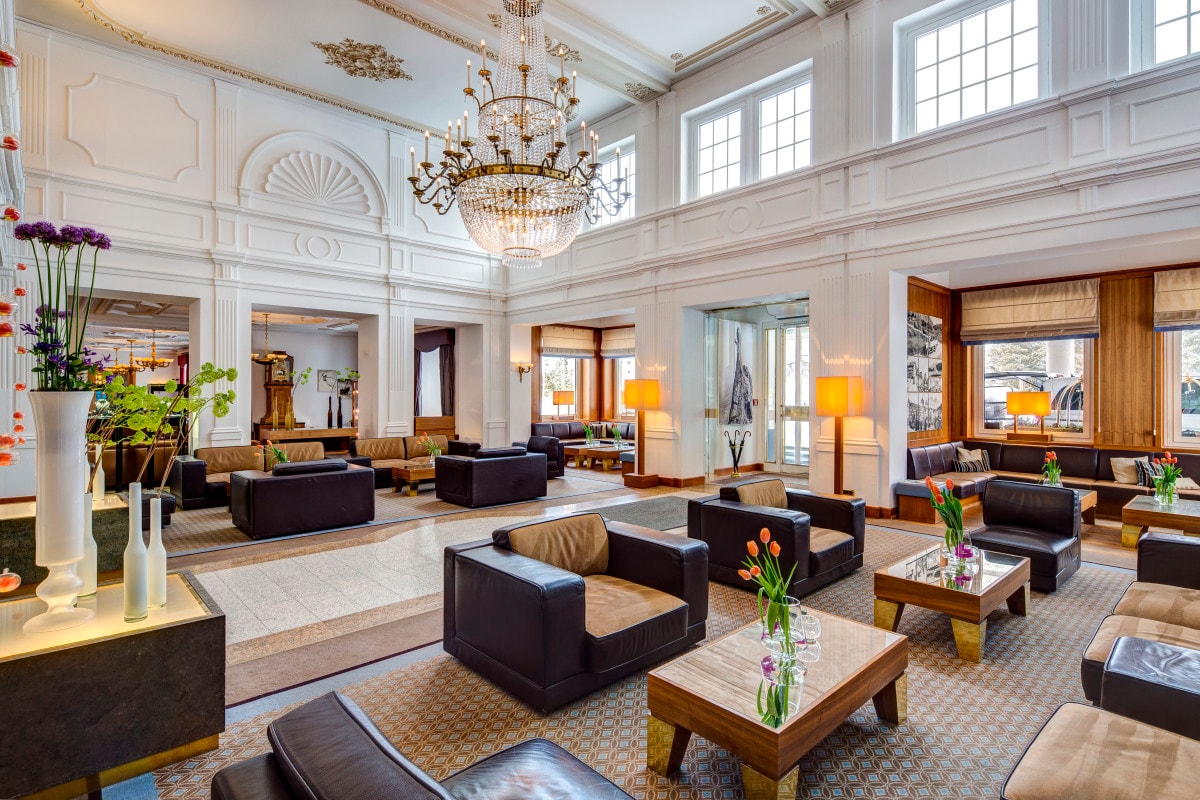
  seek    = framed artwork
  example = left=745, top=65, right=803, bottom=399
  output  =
left=317, top=369, right=338, bottom=393
left=719, top=320, right=756, bottom=425
left=266, top=356, right=295, bottom=386
left=906, top=312, right=943, bottom=433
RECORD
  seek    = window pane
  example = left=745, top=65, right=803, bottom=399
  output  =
left=1157, top=19, right=1189, bottom=62
left=1013, top=64, right=1038, bottom=103
left=1012, top=0, right=1038, bottom=31
left=696, top=109, right=742, bottom=198
left=796, top=83, right=811, bottom=111
left=541, top=357, right=577, bottom=417
left=761, top=95, right=777, bottom=124
left=939, top=22, right=961, bottom=58
left=987, top=39, right=1012, bottom=77
left=778, top=146, right=794, bottom=174
left=940, top=56, right=962, bottom=90
left=1180, top=330, right=1200, bottom=439
left=757, top=81, right=812, bottom=180
left=916, top=31, right=938, bottom=68
left=962, top=49, right=986, bottom=85
left=987, top=4, right=1012, bottom=42
left=699, top=121, right=713, bottom=148
left=916, top=65, right=938, bottom=100
left=1153, top=0, right=1199, bottom=66
left=939, top=91, right=962, bottom=126
left=916, top=98, right=937, bottom=132
left=1013, top=29, right=1038, bottom=68
left=981, top=339, right=1086, bottom=434
left=987, top=74, right=1012, bottom=110
left=962, top=83, right=986, bottom=118
left=1159, top=0, right=1187, bottom=24
left=761, top=150, right=777, bottom=179
left=962, top=11, right=986, bottom=50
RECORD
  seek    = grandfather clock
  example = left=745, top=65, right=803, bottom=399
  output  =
left=259, top=354, right=294, bottom=427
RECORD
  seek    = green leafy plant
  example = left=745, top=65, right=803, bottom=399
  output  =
left=291, top=366, right=312, bottom=396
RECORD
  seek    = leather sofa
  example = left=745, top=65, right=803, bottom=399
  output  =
left=1080, top=531, right=1200, bottom=702
left=211, top=691, right=635, bottom=800
left=904, top=439, right=1200, bottom=519
left=434, top=450, right=548, bottom=508
left=444, top=513, right=708, bottom=713
left=169, top=441, right=346, bottom=509
left=531, top=420, right=636, bottom=446
left=511, top=435, right=566, bottom=478
left=968, top=480, right=1081, bottom=592
left=90, top=442, right=175, bottom=491
left=230, top=459, right=375, bottom=539
left=687, top=478, right=866, bottom=598
left=350, top=434, right=450, bottom=488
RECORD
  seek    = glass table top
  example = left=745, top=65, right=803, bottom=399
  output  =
left=651, top=612, right=904, bottom=733
left=877, top=544, right=1026, bottom=595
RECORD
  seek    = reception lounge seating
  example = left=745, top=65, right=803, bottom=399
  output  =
left=968, top=480, right=1081, bottom=593
left=211, top=691, right=635, bottom=800
left=434, top=450, right=547, bottom=507
left=686, top=477, right=866, bottom=598
left=230, top=459, right=375, bottom=539
left=169, top=442, right=338, bottom=509
left=443, top=513, right=708, bottom=712
left=350, top=435, right=449, bottom=488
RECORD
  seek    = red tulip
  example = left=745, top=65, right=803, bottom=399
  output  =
left=12, top=287, right=24, bottom=296
left=12, top=411, right=21, bottom=420
left=0, top=302, right=12, bottom=315
left=3, top=207, right=19, bottom=222
left=747, top=540, right=759, bottom=557
left=15, top=262, right=25, bottom=270
left=0, top=50, right=19, bottom=68
left=12, top=424, right=23, bottom=433
left=0, top=322, right=12, bottom=337
left=0, top=451, right=12, bottom=467
left=0, top=434, right=14, bottom=447
left=769, top=541, right=781, bottom=557
left=1155, top=458, right=1162, bottom=465
left=750, top=565, right=761, bottom=577
left=1, top=136, right=18, bottom=151
left=14, top=346, right=23, bottom=354
left=759, top=528, right=771, bottom=544
left=14, top=383, right=25, bottom=391
left=738, top=569, right=752, bottom=581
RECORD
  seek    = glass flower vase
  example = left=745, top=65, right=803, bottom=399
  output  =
left=760, top=595, right=803, bottom=658
left=942, top=530, right=980, bottom=576
left=1155, top=479, right=1176, bottom=506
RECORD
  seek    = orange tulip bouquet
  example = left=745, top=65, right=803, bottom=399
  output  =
left=924, top=475, right=978, bottom=574
left=1154, top=451, right=1182, bottom=505
left=741, top=527, right=805, bottom=728
left=1041, top=451, right=1062, bottom=486
left=739, top=528, right=799, bottom=645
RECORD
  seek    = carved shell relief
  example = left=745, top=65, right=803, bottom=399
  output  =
left=265, top=152, right=371, bottom=214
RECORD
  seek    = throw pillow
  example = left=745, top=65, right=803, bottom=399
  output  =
left=1134, top=459, right=1164, bottom=487
left=956, top=448, right=991, bottom=471
left=501, top=513, right=609, bottom=576
left=1109, top=457, right=1145, bottom=485
left=954, top=459, right=987, bottom=473
left=736, top=479, right=789, bottom=509
left=1177, top=477, right=1200, bottom=490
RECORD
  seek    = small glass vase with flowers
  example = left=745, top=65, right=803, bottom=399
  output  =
left=924, top=475, right=979, bottom=576
left=1154, top=452, right=1182, bottom=505
left=1041, top=451, right=1062, bottom=487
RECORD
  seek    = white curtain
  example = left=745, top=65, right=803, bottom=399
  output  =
left=418, top=349, right=441, bottom=415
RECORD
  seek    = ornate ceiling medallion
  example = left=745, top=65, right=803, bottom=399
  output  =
left=312, top=38, right=413, bottom=81
left=757, top=5, right=773, bottom=15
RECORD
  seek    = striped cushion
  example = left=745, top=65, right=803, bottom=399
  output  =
left=953, top=451, right=990, bottom=472
left=954, top=459, right=986, bottom=472
left=1134, top=459, right=1163, bottom=487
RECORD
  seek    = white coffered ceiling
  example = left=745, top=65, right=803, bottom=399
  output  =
left=18, top=0, right=835, bottom=131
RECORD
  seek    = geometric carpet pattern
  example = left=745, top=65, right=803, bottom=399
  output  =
left=155, top=527, right=1133, bottom=798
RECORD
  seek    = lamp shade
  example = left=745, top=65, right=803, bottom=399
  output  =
left=815, top=376, right=863, bottom=417
left=552, top=390, right=575, bottom=405
left=1006, top=391, right=1051, bottom=417
left=624, top=378, right=660, bottom=411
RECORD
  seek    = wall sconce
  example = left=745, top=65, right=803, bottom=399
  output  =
left=515, top=362, right=534, bottom=382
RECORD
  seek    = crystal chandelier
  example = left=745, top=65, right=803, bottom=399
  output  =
left=408, top=0, right=629, bottom=269
left=134, top=329, right=173, bottom=370
left=252, top=313, right=287, bottom=365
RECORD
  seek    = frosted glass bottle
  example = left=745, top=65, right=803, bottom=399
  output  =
left=123, top=482, right=148, bottom=622
left=79, top=491, right=97, bottom=597
left=147, top=496, right=167, bottom=608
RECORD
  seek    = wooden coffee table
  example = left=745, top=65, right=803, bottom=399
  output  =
left=584, top=445, right=632, bottom=471
left=647, top=612, right=907, bottom=799
left=1120, top=495, right=1200, bottom=548
left=563, top=444, right=589, bottom=468
left=392, top=465, right=435, bottom=497
left=873, top=545, right=1030, bottom=662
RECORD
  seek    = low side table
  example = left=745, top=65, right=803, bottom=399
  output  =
left=0, top=572, right=224, bottom=799
left=1120, top=495, right=1200, bottom=548
left=873, top=545, right=1030, bottom=662
left=563, top=445, right=588, bottom=468
left=392, top=464, right=436, bottom=496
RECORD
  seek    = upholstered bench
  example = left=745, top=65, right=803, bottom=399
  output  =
left=211, top=691, right=634, bottom=800
left=1001, top=702, right=1200, bottom=799
left=894, top=476, right=989, bottom=523
left=169, top=442, right=326, bottom=509
left=1080, top=614, right=1200, bottom=701
left=231, top=460, right=375, bottom=539
left=1100, top=636, right=1200, bottom=740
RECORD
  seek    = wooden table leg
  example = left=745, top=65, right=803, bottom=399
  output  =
left=406, top=480, right=419, bottom=497
left=647, top=715, right=690, bottom=776
left=1083, top=507, right=1096, bottom=525
left=950, top=618, right=985, bottom=662
left=741, top=763, right=799, bottom=800
left=871, top=672, right=907, bottom=724
left=873, top=599, right=904, bottom=631
left=1121, top=523, right=1147, bottom=548
left=1006, top=582, right=1030, bottom=616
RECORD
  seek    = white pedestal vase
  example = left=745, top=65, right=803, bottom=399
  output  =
left=23, top=390, right=96, bottom=634
left=123, top=482, right=148, bottom=623
left=79, top=491, right=98, bottom=598
left=147, top=496, right=167, bottom=608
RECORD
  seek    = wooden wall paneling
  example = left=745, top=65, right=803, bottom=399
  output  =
left=531, top=325, right=542, bottom=422
left=907, top=278, right=952, bottom=445
left=948, top=292, right=967, bottom=439
left=1097, top=275, right=1155, bottom=448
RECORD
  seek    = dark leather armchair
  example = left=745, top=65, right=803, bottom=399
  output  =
left=230, top=460, right=375, bottom=539
left=434, top=452, right=547, bottom=507
left=211, top=691, right=635, bottom=800
left=512, top=435, right=565, bottom=478
left=444, top=513, right=708, bottom=712
left=971, top=480, right=1081, bottom=592
left=447, top=439, right=480, bottom=457
left=687, top=477, right=865, bottom=598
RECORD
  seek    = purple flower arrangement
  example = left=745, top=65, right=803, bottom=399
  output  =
left=12, top=222, right=112, bottom=390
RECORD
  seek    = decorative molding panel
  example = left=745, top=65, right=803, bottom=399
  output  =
left=265, top=152, right=371, bottom=213
left=885, top=127, right=1051, bottom=199
left=575, top=229, right=639, bottom=271
left=62, top=190, right=205, bottom=242
left=246, top=223, right=300, bottom=255
left=1070, top=109, right=1106, bottom=157
left=411, top=251, right=485, bottom=284
left=66, top=74, right=201, bottom=182
left=1129, top=87, right=1200, bottom=145
left=335, top=239, right=385, bottom=269
left=757, top=186, right=813, bottom=228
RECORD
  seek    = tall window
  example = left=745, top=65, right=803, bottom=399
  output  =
left=593, top=147, right=636, bottom=227
left=540, top=356, right=579, bottom=417
left=906, top=0, right=1042, bottom=136
left=973, top=338, right=1092, bottom=439
left=1164, top=329, right=1200, bottom=445
left=760, top=83, right=812, bottom=179
left=1151, top=0, right=1200, bottom=64
left=613, top=356, right=636, bottom=416
left=696, top=109, right=742, bottom=199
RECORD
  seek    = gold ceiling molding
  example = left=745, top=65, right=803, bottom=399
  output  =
left=73, top=0, right=425, bottom=132
left=624, top=82, right=658, bottom=102
left=312, top=38, right=413, bottom=81
left=673, top=8, right=791, bottom=71
left=362, top=0, right=498, bottom=59
left=487, top=13, right=582, bottom=62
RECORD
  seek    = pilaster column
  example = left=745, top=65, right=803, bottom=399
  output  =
left=814, top=12, right=848, bottom=165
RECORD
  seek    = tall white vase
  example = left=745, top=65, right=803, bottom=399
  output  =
left=92, top=443, right=105, bottom=500
left=24, top=390, right=96, bottom=634
left=79, top=491, right=97, bottom=598
left=147, top=497, right=167, bottom=608
left=123, top=482, right=148, bottom=622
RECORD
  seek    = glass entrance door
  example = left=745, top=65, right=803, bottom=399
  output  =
left=767, top=323, right=809, bottom=475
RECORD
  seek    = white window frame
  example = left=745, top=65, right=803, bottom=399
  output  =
left=591, top=137, right=636, bottom=228
left=1163, top=329, right=1200, bottom=448
left=1137, top=0, right=1200, bottom=70
left=683, top=66, right=813, bottom=202
left=969, top=339, right=1095, bottom=442
left=896, top=0, right=1049, bottom=140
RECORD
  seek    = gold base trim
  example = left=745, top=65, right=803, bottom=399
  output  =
left=951, top=617, right=985, bottom=662
left=741, top=763, right=799, bottom=800
left=23, top=734, right=219, bottom=800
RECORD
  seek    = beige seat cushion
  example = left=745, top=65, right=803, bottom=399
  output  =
left=197, top=445, right=263, bottom=474
left=1114, top=582, right=1200, bottom=629
left=354, top=437, right=407, bottom=460
left=810, top=527, right=853, bottom=553
left=266, top=441, right=324, bottom=469
left=1083, top=614, right=1200, bottom=667
left=403, top=435, right=449, bottom=460
left=205, top=471, right=231, bottom=486
left=499, top=513, right=609, bottom=576
left=582, top=574, right=687, bottom=637
left=1002, top=703, right=1200, bottom=800
left=736, top=479, right=788, bottom=509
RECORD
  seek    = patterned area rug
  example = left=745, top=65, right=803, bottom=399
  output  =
left=155, top=527, right=1133, bottom=798
left=162, top=475, right=620, bottom=554
left=588, top=496, right=691, bottom=530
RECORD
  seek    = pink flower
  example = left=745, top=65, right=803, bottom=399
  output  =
left=0, top=136, right=18, bottom=151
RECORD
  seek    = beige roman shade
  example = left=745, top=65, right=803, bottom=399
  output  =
left=959, top=279, right=1099, bottom=343
left=600, top=327, right=635, bottom=358
left=540, top=325, right=595, bottom=357
left=1153, top=268, right=1200, bottom=331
